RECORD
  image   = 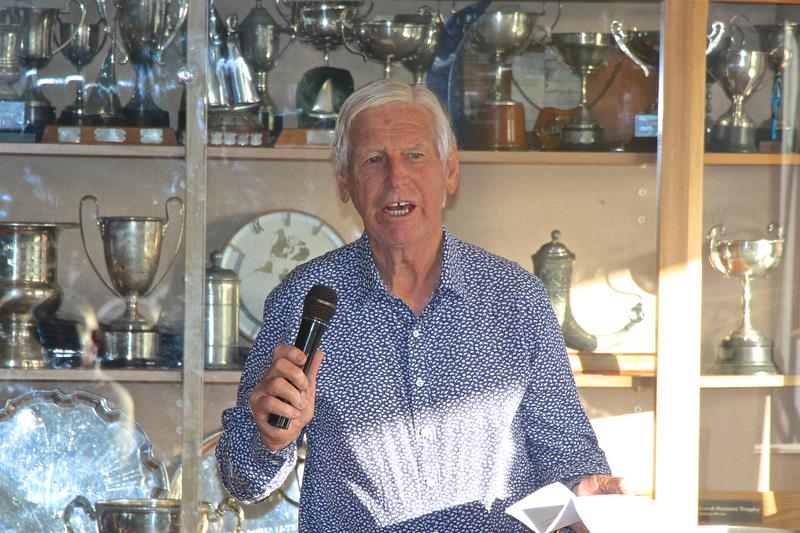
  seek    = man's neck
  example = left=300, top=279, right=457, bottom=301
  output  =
left=370, top=236, right=444, bottom=316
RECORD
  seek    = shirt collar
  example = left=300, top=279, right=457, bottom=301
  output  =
left=354, top=227, right=468, bottom=302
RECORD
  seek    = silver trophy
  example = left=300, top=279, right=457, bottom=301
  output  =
left=707, top=48, right=766, bottom=152
left=705, top=20, right=731, bottom=144
left=0, top=222, right=77, bottom=368
left=18, top=3, right=85, bottom=136
left=117, top=0, right=188, bottom=127
left=467, top=8, right=538, bottom=150
left=398, top=8, right=443, bottom=86
left=550, top=32, right=617, bottom=150
left=80, top=195, right=184, bottom=366
left=0, top=8, right=25, bottom=134
left=57, top=15, right=108, bottom=126
left=754, top=23, right=799, bottom=150
left=342, top=13, right=429, bottom=79
left=706, top=223, right=784, bottom=374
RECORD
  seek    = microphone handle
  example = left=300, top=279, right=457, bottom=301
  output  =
left=268, top=316, right=328, bottom=430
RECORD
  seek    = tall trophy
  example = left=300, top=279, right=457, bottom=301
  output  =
left=342, top=11, right=429, bottom=79
left=80, top=195, right=184, bottom=367
left=277, top=0, right=369, bottom=130
left=611, top=20, right=659, bottom=151
left=0, top=8, right=26, bottom=137
left=466, top=8, right=538, bottom=150
left=707, top=48, right=766, bottom=152
left=754, top=23, right=799, bottom=151
left=117, top=0, right=188, bottom=127
left=57, top=15, right=108, bottom=125
left=18, top=3, right=85, bottom=138
left=239, top=0, right=290, bottom=136
left=550, top=32, right=617, bottom=150
left=399, top=9, right=443, bottom=86
left=706, top=223, right=784, bottom=375
left=705, top=21, right=731, bottom=144
left=0, top=222, right=77, bottom=368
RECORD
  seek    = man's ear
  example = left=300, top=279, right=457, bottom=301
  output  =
left=336, top=172, right=351, bottom=203
left=445, top=146, right=460, bottom=195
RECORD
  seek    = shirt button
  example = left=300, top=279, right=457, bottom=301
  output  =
left=415, top=377, right=425, bottom=388
left=412, top=329, right=421, bottom=338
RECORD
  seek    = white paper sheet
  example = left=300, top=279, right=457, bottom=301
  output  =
left=506, top=482, right=663, bottom=533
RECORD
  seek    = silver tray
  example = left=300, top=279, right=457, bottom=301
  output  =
left=0, top=389, right=168, bottom=532
left=170, top=430, right=304, bottom=532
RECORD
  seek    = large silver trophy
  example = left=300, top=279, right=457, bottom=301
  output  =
left=117, top=0, right=188, bottom=127
left=707, top=48, right=766, bottom=152
left=342, top=14, right=428, bottom=79
left=468, top=8, right=538, bottom=150
left=706, top=223, right=784, bottom=374
left=0, top=222, right=77, bottom=368
left=0, top=8, right=26, bottom=134
left=754, top=23, right=799, bottom=150
left=399, top=9, right=442, bottom=86
left=550, top=32, right=617, bottom=150
left=18, top=3, right=85, bottom=136
left=80, top=195, right=184, bottom=367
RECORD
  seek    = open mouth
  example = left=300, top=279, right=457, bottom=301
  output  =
left=384, top=201, right=414, bottom=217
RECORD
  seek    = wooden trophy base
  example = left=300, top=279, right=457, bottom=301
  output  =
left=42, top=125, right=178, bottom=145
left=471, top=101, right=528, bottom=150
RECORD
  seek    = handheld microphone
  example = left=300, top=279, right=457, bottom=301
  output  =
left=268, top=284, right=337, bottom=429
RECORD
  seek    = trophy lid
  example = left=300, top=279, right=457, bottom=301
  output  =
left=207, top=250, right=239, bottom=283
left=240, top=1, right=278, bottom=30
left=532, top=229, right=575, bottom=263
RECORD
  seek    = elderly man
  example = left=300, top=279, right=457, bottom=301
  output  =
left=216, top=78, right=623, bottom=531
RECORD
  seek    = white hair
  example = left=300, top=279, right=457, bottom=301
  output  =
left=332, top=79, right=456, bottom=175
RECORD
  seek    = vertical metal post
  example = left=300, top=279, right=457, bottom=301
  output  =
left=181, top=0, right=208, bottom=529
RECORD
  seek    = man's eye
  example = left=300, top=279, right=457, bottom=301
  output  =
left=408, top=152, right=423, bottom=160
left=366, top=156, right=383, bottom=164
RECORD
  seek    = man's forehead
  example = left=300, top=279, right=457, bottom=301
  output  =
left=350, top=104, right=437, bottom=145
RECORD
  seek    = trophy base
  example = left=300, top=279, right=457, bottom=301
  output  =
left=471, top=101, right=528, bottom=150
left=100, top=329, right=165, bottom=367
left=709, top=337, right=781, bottom=375
left=0, top=321, right=50, bottom=369
left=0, top=99, right=27, bottom=131
left=755, top=122, right=797, bottom=153
left=58, top=107, right=101, bottom=127
left=708, top=123, right=757, bottom=153
left=207, top=105, right=268, bottom=147
left=42, top=126, right=177, bottom=145
left=122, top=103, right=170, bottom=129
left=24, top=101, right=56, bottom=142
left=560, top=122, right=606, bottom=151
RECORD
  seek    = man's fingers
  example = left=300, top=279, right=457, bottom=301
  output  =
left=306, top=349, right=325, bottom=392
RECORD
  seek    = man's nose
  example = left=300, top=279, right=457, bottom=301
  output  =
left=385, top=155, right=409, bottom=185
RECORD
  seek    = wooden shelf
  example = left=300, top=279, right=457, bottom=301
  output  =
left=0, top=143, right=184, bottom=158
left=0, top=368, right=651, bottom=388
left=699, top=374, right=800, bottom=388
left=705, top=152, right=800, bottom=166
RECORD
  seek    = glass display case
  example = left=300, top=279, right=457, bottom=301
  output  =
left=1, top=0, right=797, bottom=531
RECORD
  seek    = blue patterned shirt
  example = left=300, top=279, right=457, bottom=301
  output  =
left=217, top=229, right=610, bottom=532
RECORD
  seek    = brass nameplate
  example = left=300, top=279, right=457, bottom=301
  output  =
left=42, top=126, right=178, bottom=145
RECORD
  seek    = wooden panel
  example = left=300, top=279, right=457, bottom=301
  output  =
left=655, top=0, right=709, bottom=526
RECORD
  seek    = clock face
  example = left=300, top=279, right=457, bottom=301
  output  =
left=219, top=210, right=345, bottom=341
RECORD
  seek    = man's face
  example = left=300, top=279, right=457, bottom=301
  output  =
left=336, top=102, right=459, bottom=254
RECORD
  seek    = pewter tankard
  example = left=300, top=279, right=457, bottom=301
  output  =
left=80, top=195, right=184, bottom=366
left=0, top=222, right=77, bottom=368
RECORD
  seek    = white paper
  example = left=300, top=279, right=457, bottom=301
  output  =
left=506, top=482, right=663, bottom=533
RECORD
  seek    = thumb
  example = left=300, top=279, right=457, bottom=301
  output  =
left=306, top=349, right=325, bottom=397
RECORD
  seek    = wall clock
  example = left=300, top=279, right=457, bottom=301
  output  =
left=220, top=210, right=345, bottom=341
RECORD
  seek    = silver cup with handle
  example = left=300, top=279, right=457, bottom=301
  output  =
left=79, top=195, right=184, bottom=366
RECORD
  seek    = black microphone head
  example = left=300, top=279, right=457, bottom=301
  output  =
left=303, top=284, right=337, bottom=324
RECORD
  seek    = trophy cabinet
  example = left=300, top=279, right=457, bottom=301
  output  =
left=1, top=0, right=798, bottom=531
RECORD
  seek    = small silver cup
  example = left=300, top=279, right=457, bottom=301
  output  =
left=57, top=18, right=108, bottom=125
left=80, top=195, right=184, bottom=366
left=343, top=15, right=428, bottom=79
left=706, top=223, right=784, bottom=374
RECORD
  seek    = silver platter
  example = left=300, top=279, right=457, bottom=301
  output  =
left=0, top=389, right=168, bottom=532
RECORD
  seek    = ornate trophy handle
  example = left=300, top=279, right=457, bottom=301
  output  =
left=705, top=223, right=726, bottom=251
left=154, top=0, right=189, bottom=65
left=80, top=195, right=124, bottom=299
left=214, top=496, right=245, bottom=533
left=63, top=495, right=97, bottom=533
left=340, top=14, right=367, bottom=62
left=767, top=222, right=784, bottom=240
left=728, top=14, right=754, bottom=49
left=611, top=20, right=650, bottom=77
left=273, top=0, right=292, bottom=28
left=706, top=20, right=725, bottom=55
left=53, top=0, right=88, bottom=55
left=532, top=1, right=560, bottom=45
left=144, top=196, right=185, bottom=298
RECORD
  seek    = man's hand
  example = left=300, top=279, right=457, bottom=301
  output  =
left=248, top=344, right=324, bottom=452
left=570, top=475, right=632, bottom=533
